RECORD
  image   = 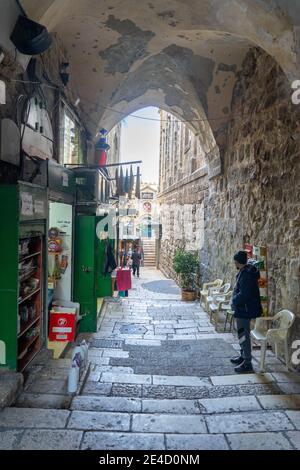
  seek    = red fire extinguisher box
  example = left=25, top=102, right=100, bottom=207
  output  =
left=49, top=307, right=77, bottom=342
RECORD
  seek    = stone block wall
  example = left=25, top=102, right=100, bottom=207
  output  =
left=203, top=48, right=300, bottom=318
left=159, top=47, right=300, bottom=362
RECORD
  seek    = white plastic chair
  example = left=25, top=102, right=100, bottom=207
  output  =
left=207, top=282, right=231, bottom=307
left=200, top=279, right=223, bottom=310
left=208, top=290, right=233, bottom=326
left=251, top=310, right=295, bottom=372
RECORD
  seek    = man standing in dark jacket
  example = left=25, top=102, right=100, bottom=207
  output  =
left=231, top=250, right=263, bottom=373
left=132, top=248, right=142, bottom=278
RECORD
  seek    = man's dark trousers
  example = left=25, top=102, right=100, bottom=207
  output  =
left=133, top=265, right=140, bottom=277
left=236, top=318, right=252, bottom=364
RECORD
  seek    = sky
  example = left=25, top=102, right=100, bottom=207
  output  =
left=120, top=107, right=160, bottom=184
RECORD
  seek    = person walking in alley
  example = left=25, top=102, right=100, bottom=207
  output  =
left=132, top=246, right=142, bottom=277
left=231, top=250, right=262, bottom=373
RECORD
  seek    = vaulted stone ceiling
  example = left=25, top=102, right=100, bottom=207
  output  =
left=20, top=0, right=300, bottom=143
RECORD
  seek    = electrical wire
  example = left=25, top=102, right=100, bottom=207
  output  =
left=2, top=76, right=284, bottom=130
left=3, top=77, right=247, bottom=125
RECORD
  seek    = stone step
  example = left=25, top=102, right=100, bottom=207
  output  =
left=71, top=395, right=269, bottom=414
left=0, top=370, right=24, bottom=409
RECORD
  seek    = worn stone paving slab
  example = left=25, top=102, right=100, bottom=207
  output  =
left=112, top=384, right=142, bottom=397
left=0, top=408, right=70, bottom=429
left=176, top=386, right=214, bottom=400
left=17, top=430, right=83, bottom=450
left=82, top=382, right=112, bottom=396
left=90, top=339, right=124, bottom=349
left=143, top=334, right=167, bottom=340
left=277, top=383, right=300, bottom=394
left=237, top=383, right=283, bottom=396
left=125, top=339, right=162, bottom=346
left=15, top=393, right=72, bottom=410
left=257, top=394, right=300, bottom=410
left=142, top=385, right=177, bottom=399
left=199, top=396, right=261, bottom=414
left=206, top=411, right=294, bottom=434
left=285, top=431, right=300, bottom=450
left=81, top=432, right=165, bottom=450
left=102, top=350, right=129, bottom=358
left=93, top=366, right=134, bottom=374
left=110, top=339, right=237, bottom=377
left=142, top=399, right=200, bottom=414
left=35, top=368, right=70, bottom=380
left=87, top=372, right=101, bottom=382
left=227, top=432, right=293, bottom=450
left=271, top=373, right=300, bottom=383
left=0, top=430, right=24, bottom=450
left=152, top=375, right=211, bottom=387
left=68, top=410, right=130, bottom=431
left=25, top=378, right=68, bottom=395
left=71, top=396, right=142, bottom=413
left=166, top=434, right=229, bottom=450
left=100, top=372, right=152, bottom=385
left=90, top=358, right=111, bottom=367
left=285, top=411, right=300, bottom=430
left=210, top=373, right=274, bottom=386
left=132, top=413, right=207, bottom=433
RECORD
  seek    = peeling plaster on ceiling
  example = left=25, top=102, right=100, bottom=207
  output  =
left=20, top=0, right=299, bottom=144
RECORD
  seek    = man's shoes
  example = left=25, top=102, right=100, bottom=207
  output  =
left=234, top=361, right=254, bottom=374
left=230, top=355, right=244, bottom=365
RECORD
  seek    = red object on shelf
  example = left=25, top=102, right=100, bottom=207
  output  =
left=98, top=149, right=107, bottom=166
left=116, top=268, right=132, bottom=291
left=49, top=308, right=76, bottom=342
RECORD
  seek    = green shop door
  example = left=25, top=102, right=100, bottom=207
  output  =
left=74, top=216, right=97, bottom=332
left=74, top=215, right=113, bottom=332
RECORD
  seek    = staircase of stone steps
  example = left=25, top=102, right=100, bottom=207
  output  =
left=142, top=239, right=156, bottom=267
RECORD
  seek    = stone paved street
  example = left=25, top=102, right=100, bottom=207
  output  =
left=1, top=269, right=300, bottom=450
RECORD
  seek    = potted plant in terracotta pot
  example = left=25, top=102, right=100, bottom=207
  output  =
left=173, top=249, right=198, bottom=301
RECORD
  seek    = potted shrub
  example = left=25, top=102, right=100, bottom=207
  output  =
left=173, top=249, right=198, bottom=301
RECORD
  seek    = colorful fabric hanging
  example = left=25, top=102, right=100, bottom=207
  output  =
left=135, top=166, right=141, bottom=199
left=116, top=268, right=132, bottom=291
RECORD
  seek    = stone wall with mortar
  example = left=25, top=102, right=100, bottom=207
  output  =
left=159, top=48, right=300, bottom=363
left=203, top=48, right=300, bottom=362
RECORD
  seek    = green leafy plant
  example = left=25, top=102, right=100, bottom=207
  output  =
left=173, top=250, right=198, bottom=291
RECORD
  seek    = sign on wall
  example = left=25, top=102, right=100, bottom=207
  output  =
left=245, top=243, right=268, bottom=316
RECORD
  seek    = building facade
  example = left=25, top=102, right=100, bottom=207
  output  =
left=158, top=111, right=208, bottom=281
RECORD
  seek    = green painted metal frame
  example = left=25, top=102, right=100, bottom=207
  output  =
left=0, top=183, right=47, bottom=370
left=74, top=215, right=114, bottom=333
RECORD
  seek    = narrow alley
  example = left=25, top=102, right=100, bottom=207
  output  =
left=1, top=0, right=300, bottom=457
left=1, top=269, right=300, bottom=450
